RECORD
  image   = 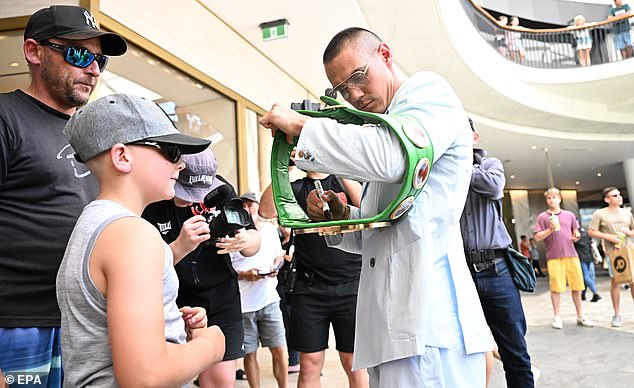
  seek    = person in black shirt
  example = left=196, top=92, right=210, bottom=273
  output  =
left=260, top=171, right=367, bottom=387
left=143, top=150, right=260, bottom=388
left=0, top=5, right=126, bottom=384
left=574, top=227, right=602, bottom=302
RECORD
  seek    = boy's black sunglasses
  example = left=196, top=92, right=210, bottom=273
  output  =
left=39, top=41, right=109, bottom=72
left=127, top=141, right=182, bottom=163
left=73, top=141, right=182, bottom=164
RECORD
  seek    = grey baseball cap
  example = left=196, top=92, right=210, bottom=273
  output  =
left=64, top=94, right=210, bottom=163
left=175, top=149, right=225, bottom=202
left=239, top=192, right=259, bottom=203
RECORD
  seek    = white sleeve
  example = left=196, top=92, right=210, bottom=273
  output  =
left=295, top=119, right=406, bottom=184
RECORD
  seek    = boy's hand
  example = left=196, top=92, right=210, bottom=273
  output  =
left=180, top=306, right=207, bottom=341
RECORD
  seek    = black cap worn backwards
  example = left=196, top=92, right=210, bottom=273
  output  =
left=24, top=5, right=127, bottom=56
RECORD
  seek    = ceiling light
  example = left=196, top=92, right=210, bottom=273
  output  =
left=530, top=145, right=537, bottom=150
left=9, top=62, right=19, bottom=67
left=575, top=181, right=580, bottom=185
left=510, top=175, right=515, bottom=179
left=194, top=83, right=203, bottom=89
left=597, top=172, right=602, bottom=177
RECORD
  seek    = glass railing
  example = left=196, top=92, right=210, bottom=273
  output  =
left=460, top=0, right=634, bottom=68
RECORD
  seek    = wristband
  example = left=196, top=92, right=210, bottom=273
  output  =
left=342, top=204, right=351, bottom=220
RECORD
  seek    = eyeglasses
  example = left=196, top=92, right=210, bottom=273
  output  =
left=39, top=41, right=109, bottom=72
left=127, top=141, right=182, bottom=163
left=325, top=57, right=372, bottom=100
left=609, top=193, right=622, bottom=198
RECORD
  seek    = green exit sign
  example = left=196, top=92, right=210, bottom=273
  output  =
left=259, top=19, right=289, bottom=41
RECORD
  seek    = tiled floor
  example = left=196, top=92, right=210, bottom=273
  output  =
left=224, top=269, right=634, bottom=387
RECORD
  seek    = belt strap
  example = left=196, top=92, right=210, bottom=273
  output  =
left=465, top=248, right=506, bottom=265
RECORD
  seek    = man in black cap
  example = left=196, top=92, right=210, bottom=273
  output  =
left=0, top=5, right=126, bottom=385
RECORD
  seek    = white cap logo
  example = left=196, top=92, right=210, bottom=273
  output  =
left=83, top=10, right=97, bottom=29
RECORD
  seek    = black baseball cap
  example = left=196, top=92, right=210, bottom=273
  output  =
left=24, top=5, right=127, bottom=56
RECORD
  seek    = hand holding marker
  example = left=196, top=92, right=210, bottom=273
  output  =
left=314, top=180, right=333, bottom=220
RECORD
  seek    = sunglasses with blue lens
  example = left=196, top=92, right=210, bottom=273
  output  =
left=39, top=41, right=109, bottom=72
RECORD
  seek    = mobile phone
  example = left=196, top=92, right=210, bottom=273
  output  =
left=257, top=259, right=284, bottom=276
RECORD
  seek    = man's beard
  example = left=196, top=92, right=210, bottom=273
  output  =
left=41, top=65, right=92, bottom=109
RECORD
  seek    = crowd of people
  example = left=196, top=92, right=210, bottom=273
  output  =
left=1, top=4, right=634, bottom=388
left=493, top=0, right=633, bottom=66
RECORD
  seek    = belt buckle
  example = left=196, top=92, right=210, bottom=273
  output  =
left=473, top=262, right=489, bottom=273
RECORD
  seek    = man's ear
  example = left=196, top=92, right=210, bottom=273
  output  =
left=110, top=144, right=133, bottom=174
left=23, top=39, right=42, bottom=66
left=378, top=42, right=392, bottom=66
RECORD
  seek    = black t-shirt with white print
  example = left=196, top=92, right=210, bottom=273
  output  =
left=0, top=90, right=98, bottom=327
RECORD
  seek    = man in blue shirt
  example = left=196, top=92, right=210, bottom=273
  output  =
left=459, top=120, right=533, bottom=387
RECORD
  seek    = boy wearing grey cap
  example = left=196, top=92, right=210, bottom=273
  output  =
left=56, top=94, right=225, bottom=386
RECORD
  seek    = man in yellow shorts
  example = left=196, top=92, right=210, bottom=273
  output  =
left=534, top=188, right=594, bottom=329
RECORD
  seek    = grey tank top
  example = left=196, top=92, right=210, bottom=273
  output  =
left=56, top=200, right=186, bottom=387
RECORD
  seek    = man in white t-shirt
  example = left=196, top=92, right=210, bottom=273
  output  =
left=588, top=186, right=634, bottom=327
left=231, top=192, right=288, bottom=388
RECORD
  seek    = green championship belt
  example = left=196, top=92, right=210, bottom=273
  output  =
left=271, top=96, right=434, bottom=235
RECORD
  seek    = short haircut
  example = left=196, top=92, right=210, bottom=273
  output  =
left=323, top=27, right=382, bottom=64
left=521, top=235, right=527, bottom=239
left=602, top=186, right=619, bottom=198
left=544, top=187, right=560, bottom=198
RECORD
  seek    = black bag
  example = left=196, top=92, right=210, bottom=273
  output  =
left=505, top=247, right=536, bottom=292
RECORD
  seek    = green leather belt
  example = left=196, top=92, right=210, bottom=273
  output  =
left=270, top=96, right=434, bottom=235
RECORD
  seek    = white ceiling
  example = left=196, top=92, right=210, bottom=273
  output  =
left=208, top=0, right=634, bottom=193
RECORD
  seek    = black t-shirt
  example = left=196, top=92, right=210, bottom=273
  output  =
left=291, top=175, right=362, bottom=284
left=0, top=90, right=98, bottom=327
left=142, top=176, right=256, bottom=311
left=574, top=228, right=593, bottom=263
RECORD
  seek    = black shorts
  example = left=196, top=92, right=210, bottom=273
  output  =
left=178, top=277, right=245, bottom=360
left=216, top=318, right=245, bottom=361
left=289, top=280, right=358, bottom=353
